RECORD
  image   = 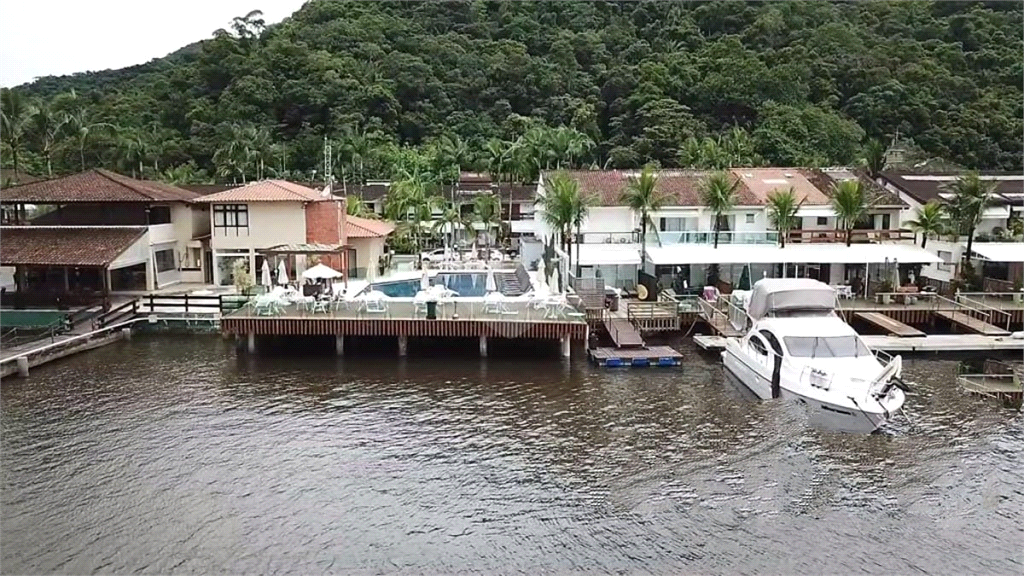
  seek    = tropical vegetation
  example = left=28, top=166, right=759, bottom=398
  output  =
left=829, top=180, right=872, bottom=247
left=620, top=165, right=668, bottom=265
left=2, top=2, right=1021, bottom=184
left=538, top=172, right=595, bottom=276
left=765, top=187, right=802, bottom=248
left=700, top=171, right=742, bottom=248
left=904, top=201, right=946, bottom=249
left=942, top=172, right=997, bottom=262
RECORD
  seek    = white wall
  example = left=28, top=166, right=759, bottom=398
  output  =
left=210, top=202, right=307, bottom=251
left=581, top=206, right=633, bottom=233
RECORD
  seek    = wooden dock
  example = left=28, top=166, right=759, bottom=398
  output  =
left=862, top=334, right=1024, bottom=353
left=694, top=334, right=729, bottom=351
left=935, top=310, right=1011, bottom=336
left=605, top=316, right=644, bottom=348
left=588, top=345, right=683, bottom=367
left=958, top=360, right=1022, bottom=408
left=854, top=312, right=926, bottom=337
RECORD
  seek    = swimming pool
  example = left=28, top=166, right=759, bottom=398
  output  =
left=367, top=272, right=494, bottom=298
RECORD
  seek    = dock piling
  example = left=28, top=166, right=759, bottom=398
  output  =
left=247, top=332, right=256, bottom=354
left=398, top=335, right=408, bottom=357
left=335, top=335, right=345, bottom=356
left=479, top=335, right=488, bottom=357
left=16, top=357, right=29, bottom=377
left=560, top=335, right=571, bottom=358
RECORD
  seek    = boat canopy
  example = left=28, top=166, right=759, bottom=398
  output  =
left=747, top=278, right=837, bottom=320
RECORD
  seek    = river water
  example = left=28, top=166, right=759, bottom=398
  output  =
left=2, top=336, right=1022, bottom=574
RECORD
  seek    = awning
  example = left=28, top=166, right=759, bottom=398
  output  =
left=0, top=226, right=148, bottom=267
left=646, top=242, right=942, bottom=266
left=570, top=243, right=642, bottom=266
left=968, top=242, right=1024, bottom=263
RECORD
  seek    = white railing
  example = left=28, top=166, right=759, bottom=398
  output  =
left=652, top=231, right=780, bottom=246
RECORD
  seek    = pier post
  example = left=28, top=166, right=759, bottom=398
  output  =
left=398, top=335, right=408, bottom=357
left=479, top=335, right=487, bottom=357
left=560, top=335, right=571, bottom=358
left=16, top=356, right=29, bottom=377
left=247, top=332, right=256, bottom=354
left=335, top=335, right=345, bottom=356
left=121, top=327, right=132, bottom=340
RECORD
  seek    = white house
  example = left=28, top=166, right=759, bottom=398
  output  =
left=193, top=180, right=394, bottom=286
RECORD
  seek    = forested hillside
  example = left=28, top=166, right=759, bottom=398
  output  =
left=2, top=0, right=1022, bottom=185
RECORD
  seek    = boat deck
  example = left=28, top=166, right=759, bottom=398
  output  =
left=588, top=345, right=682, bottom=367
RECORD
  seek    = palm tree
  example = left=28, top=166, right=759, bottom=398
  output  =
left=346, top=195, right=376, bottom=219
left=473, top=193, right=501, bottom=254
left=830, top=179, right=871, bottom=247
left=700, top=171, right=742, bottom=248
left=116, top=128, right=150, bottom=178
left=55, top=90, right=116, bottom=171
left=484, top=137, right=516, bottom=233
left=1, top=89, right=40, bottom=176
left=861, top=138, right=888, bottom=179
left=386, top=168, right=439, bottom=255
left=904, top=201, right=946, bottom=249
left=766, top=187, right=803, bottom=248
left=538, top=173, right=594, bottom=276
left=28, top=100, right=68, bottom=177
left=436, top=134, right=472, bottom=197
left=433, top=202, right=464, bottom=257
left=944, top=172, right=996, bottom=262
left=620, top=164, right=669, bottom=265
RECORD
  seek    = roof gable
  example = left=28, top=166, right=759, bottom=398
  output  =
left=346, top=215, right=395, bottom=238
left=193, top=180, right=325, bottom=203
left=0, top=226, right=147, bottom=266
left=0, top=169, right=199, bottom=203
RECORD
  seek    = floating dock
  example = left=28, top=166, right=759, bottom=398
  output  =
left=694, top=334, right=729, bottom=352
left=861, top=334, right=1024, bottom=353
left=854, top=312, right=926, bottom=337
left=588, top=345, right=683, bottom=367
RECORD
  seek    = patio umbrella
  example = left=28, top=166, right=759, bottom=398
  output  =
left=485, top=268, right=497, bottom=293
left=276, top=260, right=289, bottom=285
left=421, top=269, right=430, bottom=291
left=261, top=260, right=272, bottom=288
left=737, top=265, right=751, bottom=291
left=301, top=263, right=343, bottom=281
left=550, top=267, right=561, bottom=295
left=535, top=260, right=546, bottom=292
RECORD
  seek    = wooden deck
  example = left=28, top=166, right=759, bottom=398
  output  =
left=605, top=316, right=644, bottom=348
left=588, top=345, right=682, bottom=367
left=694, top=334, right=728, bottom=351
left=935, top=310, right=1011, bottom=336
left=854, top=312, right=925, bottom=338
left=861, top=334, right=1024, bottom=353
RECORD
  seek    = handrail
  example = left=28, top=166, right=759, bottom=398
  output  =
left=956, top=294, right=1012, bottom=331
left=96, top=299, right=139, bottom=328
left=932, top=293, right=991, bottom=322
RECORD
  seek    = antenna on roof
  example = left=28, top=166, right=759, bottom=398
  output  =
left=322, top=136, right=333, bottom=197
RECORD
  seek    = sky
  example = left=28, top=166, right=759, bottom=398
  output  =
left=0, top=0, right=308, bottom=88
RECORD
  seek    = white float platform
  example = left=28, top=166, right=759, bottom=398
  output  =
left=861, top=334, right=1024, bottom=353
left=694, top=335, right=730, bottom=351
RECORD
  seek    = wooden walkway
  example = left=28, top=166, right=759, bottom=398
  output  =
left=605, top=316, right=645, bottom=348
left=588, top=345, right=682, bottom=367
left=935, top=310, right=1011, bottom=336
left=706, top=314, right=744, bottom=338
left=861, top=334, right=1024, bottom=353
left=854, top=312, right=925, bottom=338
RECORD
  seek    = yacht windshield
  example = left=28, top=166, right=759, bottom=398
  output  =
left=783, top=336, right=871, bottom=358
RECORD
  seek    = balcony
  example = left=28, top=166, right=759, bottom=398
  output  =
left=650, top=229, right=915, bottom=246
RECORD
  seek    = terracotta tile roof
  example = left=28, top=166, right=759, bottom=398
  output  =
left=0, top=226, right=147, bottom=266
left=551, top=170, right=760, bottom=207
left=813, top=168, right=906, bottom=207
left=192, top=180, right=326, bottom=203
left=731, top=168, right=830, bottom=205
left=346, top=215, right=395, bottom=238
left=0, top=169, right=199, bottom=203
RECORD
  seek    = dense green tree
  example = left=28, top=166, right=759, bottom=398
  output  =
left=943, top=172, right=997, bottom=262
left=0, top=88, right=39, bottom=175
left=2, top=1, right=1021, bottom=180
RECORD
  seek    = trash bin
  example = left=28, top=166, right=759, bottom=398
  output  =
left=426, top=300, right=438, bottom=320
left=605, top=289, right=620, bottom=312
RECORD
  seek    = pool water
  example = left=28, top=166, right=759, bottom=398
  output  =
left=369, top=272, right=491, bottom=298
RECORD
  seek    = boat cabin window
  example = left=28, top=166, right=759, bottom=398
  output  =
left=749, top=335, right=769, bottom=356
left=758, top=330, right=783, bottom=356
left=783, top=336, right=871, bottom=358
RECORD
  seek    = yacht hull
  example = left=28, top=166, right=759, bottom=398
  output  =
left=722, top=342, right=899, bottom=433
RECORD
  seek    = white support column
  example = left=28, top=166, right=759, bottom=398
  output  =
left=398, top=335, right=408, bottom=357
left=560, top=335, right=571, bottom=358
left=335, top=335, right=345, bottom=356
left=479, top=335, right=487, bottom=357
left=247, top=332, right=256, bottom=354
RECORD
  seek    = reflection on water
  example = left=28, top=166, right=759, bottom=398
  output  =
left=2, top=336, right=1022, bottom=574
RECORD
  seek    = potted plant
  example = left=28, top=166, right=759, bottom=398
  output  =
left=232, top=259, right=254, bottom=297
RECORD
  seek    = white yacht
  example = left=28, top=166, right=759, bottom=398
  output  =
left=722, top=279, right=907, bottom=433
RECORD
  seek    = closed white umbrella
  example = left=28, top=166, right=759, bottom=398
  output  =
left=550, top=267, right=561, bottom=295
left=536, top=260, right=546, bottom=292
left=421, top=269, right=430, bottom=291
left=261, top=260, right=272, bottom=287
left=277, top=260, right=289, bottom=285
left=485, top=268, right=497, bottom=293
left=301, top=263, right=342, bottom=281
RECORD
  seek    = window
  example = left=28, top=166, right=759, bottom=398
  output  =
left=749, top=335, right=768, bottom=356
left=816, top=216, right=828, bottom=226
left=758, top=330, right=783, bottom=357
left=154, top=249, right=176, bottom=272
left=213, top=204, right=249, bottom=235
left=745, top=213, right=755, bottom=224
left=148, top=206, right=172, bottom=225
left=937, top=250, right=954, bottom=272
left=783, top=336, right=871, bottom=358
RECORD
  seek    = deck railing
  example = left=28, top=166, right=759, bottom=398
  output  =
left=956, top=294, right=1013, bottom=331
left=983, top=277, right=1016, bottom=293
